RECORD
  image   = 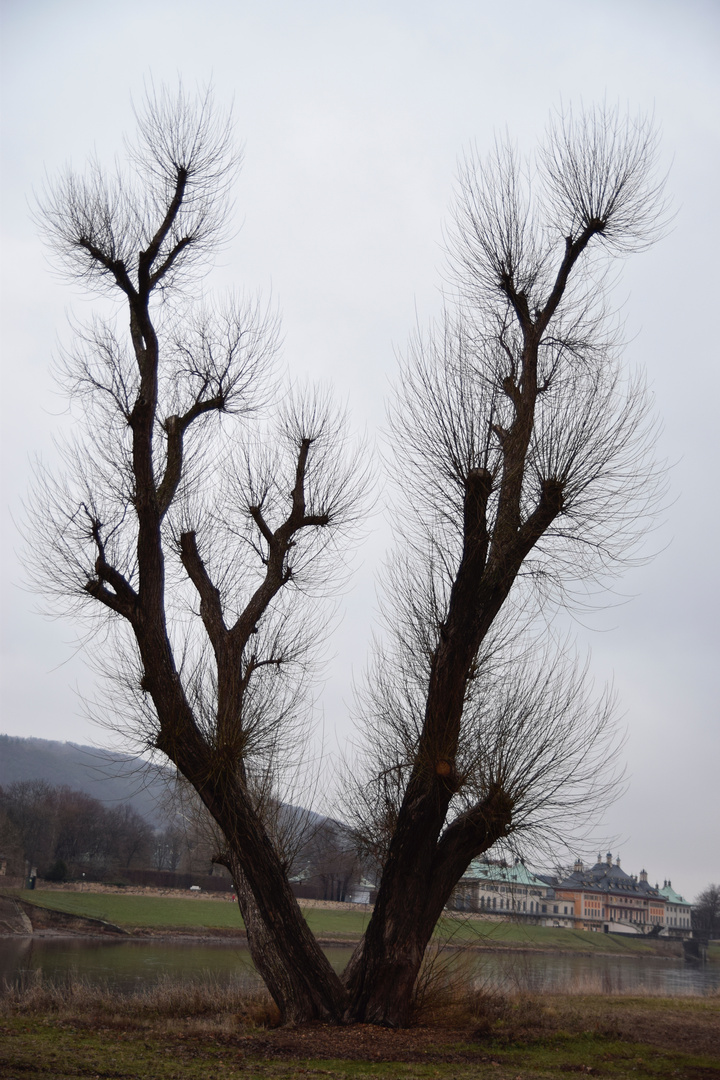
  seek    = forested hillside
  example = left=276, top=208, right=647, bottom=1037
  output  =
left=0, top=736, right=361, bottom=896
left=0, top=735, right=169, bottom=825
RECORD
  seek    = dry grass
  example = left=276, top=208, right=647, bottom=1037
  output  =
left=0, top=970, right=280, bottom=1033
left=412, top=949, right=566, bottom=1035
left=412, top=938, right=718, bottom=1025
left=3, top=966, right=718, bottom=1052
left=408, top=958, right=720, bottom=1060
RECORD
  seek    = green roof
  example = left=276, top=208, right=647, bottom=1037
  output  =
left=462, top=860, right=547, bottom=888
left=659, top=883, right=691, bottom=907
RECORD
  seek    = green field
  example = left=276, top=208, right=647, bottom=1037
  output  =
left=434, top=914, right=674, bottom=954
left=14, top=890, right=712, bottom=959
left=21, top=889, right=248, bottom=930
left=17, top=890, right=373, bottom=938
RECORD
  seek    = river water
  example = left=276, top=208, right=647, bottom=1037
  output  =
left=1, top=938, right=718, bottom=997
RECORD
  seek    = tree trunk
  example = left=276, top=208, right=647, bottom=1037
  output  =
left=225, top=853, right=346, bottom=1024
left=146, top=645, right=348, bottom=1024
left=344, top=788, right=513, bottom=1025
left=344, top=889, right=443, bottom=1025
left=190, top=772, right=348, bottom=1024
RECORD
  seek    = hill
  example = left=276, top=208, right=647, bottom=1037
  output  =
left=0, top=734, right=171, bottom=826
left=0, top=735, right=333, bottom=837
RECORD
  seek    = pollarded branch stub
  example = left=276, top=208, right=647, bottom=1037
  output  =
left=484, top=783, right=515, bottom=831
left=491, top=423, right=508, bottom=445
left=466, top=466, right=493, bottom=495
left=541, top=476, right=565, bottom=515
left=502, top=375, right=521, bottom=405
left=463, top=467, right=493, bottom=539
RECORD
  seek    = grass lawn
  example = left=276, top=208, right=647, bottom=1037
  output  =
left=17, top=889, right=376, bottom=938
left=434, top=915, right=678, bottom=955
left=19, top=889, right=248, bottom=930
left=14, top=890, right=697, bottom=958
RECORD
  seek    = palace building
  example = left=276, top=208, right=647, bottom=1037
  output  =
left=553, top=853, right=666, bottom=934
left=454, top=853, right=692, bottom=937
left=452, top=859, right=573, bottom=924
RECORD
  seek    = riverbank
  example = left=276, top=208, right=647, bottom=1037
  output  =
left=1, top=979, right=718, bottom=1079
left=5, top=887, right=718, bottom=964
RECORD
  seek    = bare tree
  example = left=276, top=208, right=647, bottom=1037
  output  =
left=341, top=106, right=668, bottom=1023
left=152, top=824, right=184, bottom=872
left=30, top=85, right=366, bottom=1023
left=29, top=91, right=667, bottom=1025
left=693, top=885, right=720, bottom=939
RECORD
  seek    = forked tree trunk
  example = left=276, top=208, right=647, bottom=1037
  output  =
left=38, top=93, right=657, bottom=1032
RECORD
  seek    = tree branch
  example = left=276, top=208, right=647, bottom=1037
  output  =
left=249, top=505, right=274, bottom=547
left=498, top=273, right=532, bottom=333
left=433, top=785, right=515, bottom=884
left=148, top=235, right=194, bottom=287
left=83, top=514, right=139, bottom=620
left=76, top=239, right=137, bottom=300
left=179, top=530, right=228, bottom=654
left=537, top=222, right=604, bottom=334
left=138, top=167, right=187, bottom=291
left=157, top=395, right=225, bottom=517
left=288, top=437, right=311, bottom=525
left=515, top=476, right=565, bottom=557
left=229, top=437, right=330, bottom=652
left=84, top=577, right=134, bottom=617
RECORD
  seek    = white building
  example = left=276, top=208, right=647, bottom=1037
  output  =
left=453, top=859, right=575, bottom=927
left=659, top=879, right=693, bottom=936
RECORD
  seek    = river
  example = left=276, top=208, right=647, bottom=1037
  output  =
left=1, top=938, right=718, bottom=996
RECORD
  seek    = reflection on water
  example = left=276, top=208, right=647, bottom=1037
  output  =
left=1, top=937, right=718, bottom=997
left=0, top=938, right=262, bottom=994
left=455, top=948, right=720, bottom=997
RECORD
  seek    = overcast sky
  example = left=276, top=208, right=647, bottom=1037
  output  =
left=1, top=0, right=718, bottom=901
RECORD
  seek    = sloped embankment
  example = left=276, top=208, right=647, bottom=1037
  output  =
left=0, top=893, right=127, bottom=937
left=0, top=896, right=33, bottom=935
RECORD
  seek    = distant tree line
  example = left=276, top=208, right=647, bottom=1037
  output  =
left=0, top=780, right=365, bottom=896
left=0, top=779, right=238, bottom=883
left=291, top=818, right=362, bottom=902
left=0, top=781, right=156, bottom=881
